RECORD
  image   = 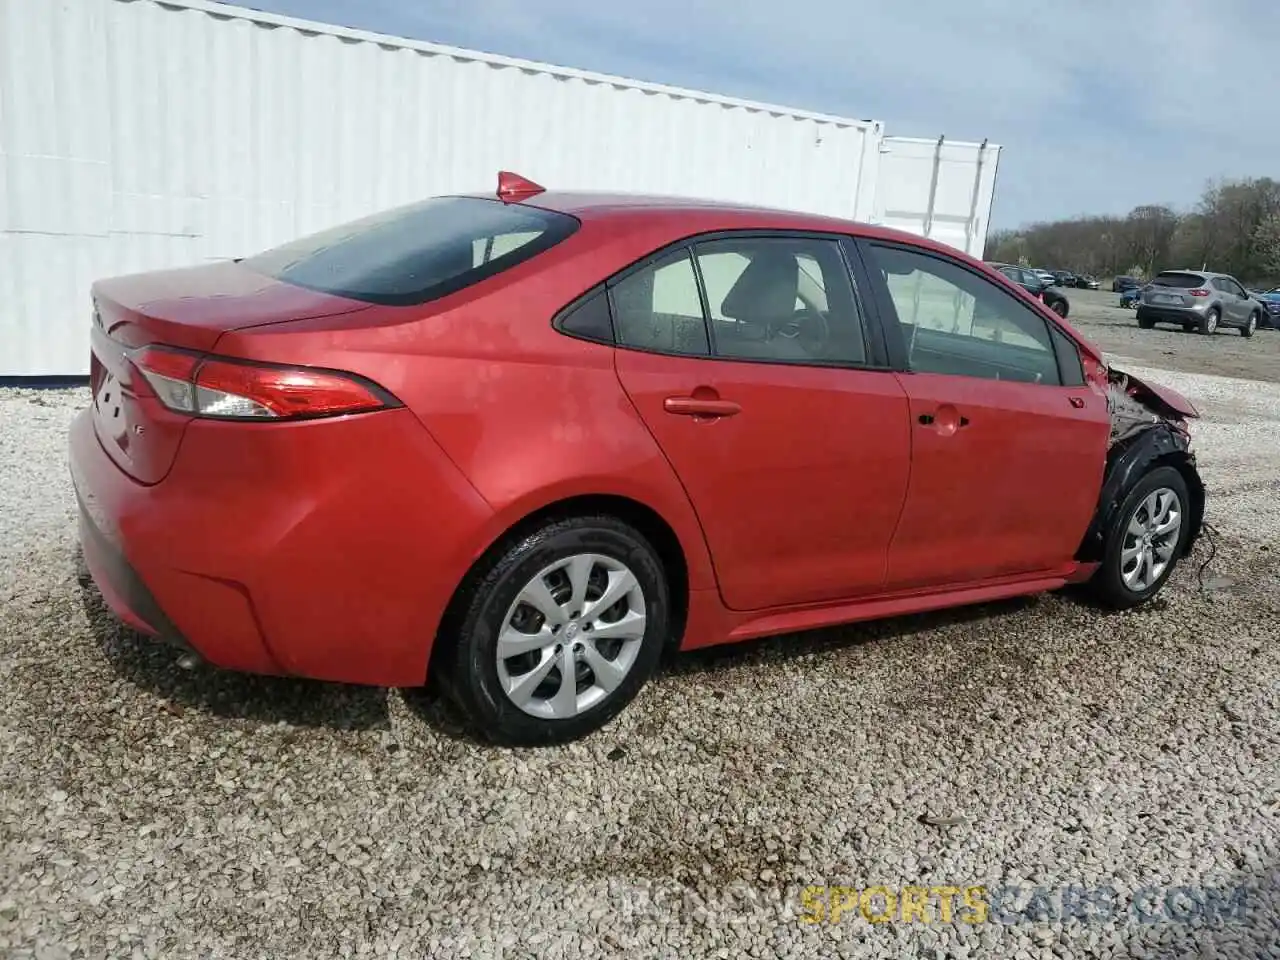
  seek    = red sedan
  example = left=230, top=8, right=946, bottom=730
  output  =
left=70, top=173, right=1205, bottom=745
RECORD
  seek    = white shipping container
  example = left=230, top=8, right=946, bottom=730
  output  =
left=0, top=0, right=1000, bottom=377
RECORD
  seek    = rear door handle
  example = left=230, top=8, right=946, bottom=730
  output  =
left=663, top=396, right=741, bottom=418
left=918, top=410, right=970, bottom=429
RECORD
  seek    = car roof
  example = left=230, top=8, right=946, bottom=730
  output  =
left=472, top=189, right=978, bottom=261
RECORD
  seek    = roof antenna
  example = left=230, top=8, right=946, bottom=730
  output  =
left=497, top=171, right=545, bottom=203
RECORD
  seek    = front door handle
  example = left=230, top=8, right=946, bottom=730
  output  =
left=664, top=396, right=741, bottom=418
left=918, top=406, right=969, bottom=434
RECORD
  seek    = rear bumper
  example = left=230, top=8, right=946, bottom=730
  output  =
left=69, top=405, right=495, bottom=687
left=1136, top=305, right=1209, bottom=324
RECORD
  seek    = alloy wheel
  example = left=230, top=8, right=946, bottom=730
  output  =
left=1119, top=487, right=1182, bottom=592
left=496, top=553, right=647, bottom=719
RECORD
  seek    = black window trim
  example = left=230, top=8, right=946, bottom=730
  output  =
left=551, top=228, right=894, bottom=371
left=855, top=237, right=1086, bottom=385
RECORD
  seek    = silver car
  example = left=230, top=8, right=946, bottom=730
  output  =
left=1136, top=269, right=1262, bottom=337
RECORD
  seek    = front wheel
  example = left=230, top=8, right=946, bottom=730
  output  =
left=1138, top=315, right=1154, bottom=329
left=1241, top=312, right=1258, bottom=338
left=1087, top=466, right=1191, bottom=610
left=1049, top=298, right=1068, bottom=318
left=437, top=515, right=670, bottom=745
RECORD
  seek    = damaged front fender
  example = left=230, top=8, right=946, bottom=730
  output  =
left=1075, top=375, right=1205, bottom=563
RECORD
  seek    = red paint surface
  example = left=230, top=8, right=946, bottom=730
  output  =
left=69, top=191, right=1136, bottom=687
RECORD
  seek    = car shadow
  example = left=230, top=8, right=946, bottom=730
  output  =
left=78, top=567, right=391, bottom=731
left=399, top=595, right=1044, bottom=745
left=659, top=594, right=1038, bottom=679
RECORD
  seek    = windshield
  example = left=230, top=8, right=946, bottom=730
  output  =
left=1151, top=272, right=1206, bottom=289
left=243, top=197, right=580, bottom=306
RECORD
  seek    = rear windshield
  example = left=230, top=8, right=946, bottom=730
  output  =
left=1151, top=272, right=1205, bottom=288
left=243, top=197, right=579, bottom=306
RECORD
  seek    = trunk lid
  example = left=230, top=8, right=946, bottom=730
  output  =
left=88, top=260, right=373, bottom=484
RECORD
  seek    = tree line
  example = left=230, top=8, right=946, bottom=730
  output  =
left=984, top=177, right=1280, bottom=287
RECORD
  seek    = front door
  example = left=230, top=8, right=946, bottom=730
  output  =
left=610, top=234, right=912, bottom=611
left=858, top=240, right=1111, bottom=590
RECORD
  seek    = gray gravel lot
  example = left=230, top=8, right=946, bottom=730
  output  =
left=2, top=369, right=1279, bottom=959
left=1067, top=287, right=1280, bottom=385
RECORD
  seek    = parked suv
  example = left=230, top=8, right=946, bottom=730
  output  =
left=1136, top=270, right=1262, bottom=336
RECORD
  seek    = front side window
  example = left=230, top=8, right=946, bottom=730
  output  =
left=866, top=243, right=1062, bottom=385
left=693, top=237, right=868, bottom=364
left=243, top=197, right=578, bottom=306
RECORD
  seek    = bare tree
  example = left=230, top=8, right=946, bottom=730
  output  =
left=983, top=177, right=1280, bottom=287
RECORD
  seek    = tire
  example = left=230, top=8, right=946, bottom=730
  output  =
left=437, top=514, right=670, bottom=746
left=1182, top=323, right=1195, bottom=333
left=1138, top=314, right=1154, bottom=329
left=1049, top=298, right=1068, bottom=318
left=1241, top=312, right=1258, bottom=338
left=1087, top=466, right=1191, bottom=610
left=1200, top=308, right=1219, bottom=335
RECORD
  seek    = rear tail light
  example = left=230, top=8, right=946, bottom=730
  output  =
left=1188, top=288, right=1210, bottom=297
left=127, top=346, right=398, bottom=421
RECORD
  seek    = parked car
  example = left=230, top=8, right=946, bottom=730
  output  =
left=1113, top=275, right=1141, bottom=293
left=1120, top=285, right=1146, bottom=308
left=1136, top=270, right=1262, bottom=336
left=1254, top=287, right=1280, bottom=327
left=1074, top=274, right=1101, bottom=290
left=1050, top=270, right=1076, bottom=287
left=70, top=173, right=1205, bottom=745
left=1033, top=268, right=1057, bottom=287
left=987, top=261, right=1071, bottom=317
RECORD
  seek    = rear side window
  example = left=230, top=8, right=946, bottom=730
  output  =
left=1152, top=272, right=1205, bottom=289
left=609, top=250, right=711, bottom=356
left=243, top=197, right=579, bottom=306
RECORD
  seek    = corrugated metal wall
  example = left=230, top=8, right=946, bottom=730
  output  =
left=872, top=136, right=1002, bottom=260
left=0, top=0, right=996, bottom=377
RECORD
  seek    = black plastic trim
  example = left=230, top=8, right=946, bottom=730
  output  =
left=1075, top=424, right=1206, bottom=563
left=550, top=284, right=615, bottom=346
left=76, top=495, right=195, bottom=655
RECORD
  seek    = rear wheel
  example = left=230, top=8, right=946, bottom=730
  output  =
left=1049, top=298, right=1067, bottom=318
left=1242, top=312, right=1258, bottom=338
left=1200, top=309, right=1219, bottom=335
left=1138, top=315, right=1155, bottom=329
left=1087, top=466, right=1190, bottom=610
left=438, top=515, right=669, bottom=745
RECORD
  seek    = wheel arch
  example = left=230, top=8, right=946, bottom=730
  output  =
left=429, top=491, right=702, bottom=683
left=1075, top=426, right=1205, bottom=563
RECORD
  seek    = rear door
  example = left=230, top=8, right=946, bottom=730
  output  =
left=1219, top=276, right=1250, bottom=323
left=857, top=240, right=1110, bottom=591
left=611, top=233, right=912, bottom=611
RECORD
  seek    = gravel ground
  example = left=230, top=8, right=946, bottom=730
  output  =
left=2, top=373, right=1278, bottom=960
left=1065, top=287, right=1280, bottom=384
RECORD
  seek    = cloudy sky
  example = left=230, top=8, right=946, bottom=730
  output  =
left=244, top=0, right=1279, bottom=229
